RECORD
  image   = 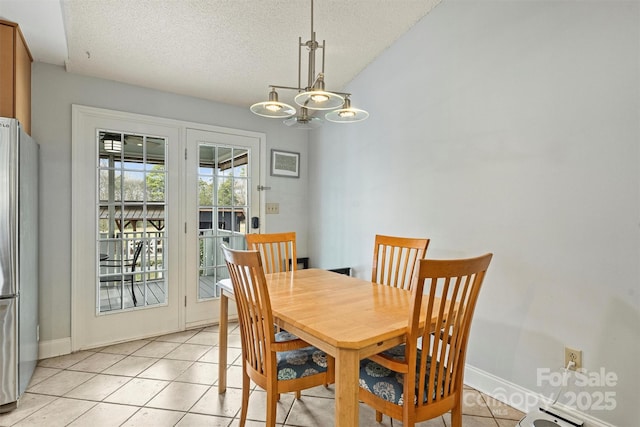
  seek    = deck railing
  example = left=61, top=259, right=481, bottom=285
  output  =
left=98, top=229, right=246, bottom=308
left=99, top=231, right=164, bottom=268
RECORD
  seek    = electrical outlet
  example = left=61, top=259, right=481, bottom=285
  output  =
left=564, top=346, right=582, bottom=370
left=266, top=203, right=279, bottom=214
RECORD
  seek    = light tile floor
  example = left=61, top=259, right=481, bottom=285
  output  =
left=0, top=324, right=524, bottom=426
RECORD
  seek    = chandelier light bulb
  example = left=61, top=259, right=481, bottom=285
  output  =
left=295, top=90, right=344, bottom=110
left=250, top=89, right=296, bottom=118
left=311, top=93, right=330, bottom=103
left=339, top=110, right=356, bottom=118
left=265, top=103, right=282, bottom=112
left=325, top=97, right=369, bottom=123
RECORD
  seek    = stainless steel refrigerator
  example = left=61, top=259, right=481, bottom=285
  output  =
left=0, top=117, right=39, bottom=413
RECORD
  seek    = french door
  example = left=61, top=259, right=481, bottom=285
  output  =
left=184, top=128, right=262, bottom=327
left=72, top=106, right=265, bottom=350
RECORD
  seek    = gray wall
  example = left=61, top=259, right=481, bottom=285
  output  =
left=31, top=63, right=310, bottom=344
left=308, top=1, right=638, bottom=425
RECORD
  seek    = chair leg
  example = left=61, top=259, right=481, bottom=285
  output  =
left=239, top=370, right=250, bottom=427
left=325, top=356, right=335, bottom=386
left=451, top=404, right=463, bottom=427
left=295, top=390, right=301, bottom=399
left=266, top=388, right=277, bottom=427
left=376, top=410, right=383, bottom=423
left=130, top=278, right=137, bottom=306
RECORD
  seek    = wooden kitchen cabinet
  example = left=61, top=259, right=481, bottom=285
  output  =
left=0, top=20, right=32, bottom=135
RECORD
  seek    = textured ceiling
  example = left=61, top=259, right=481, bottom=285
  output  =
left=2, top=0, right=441, bottom=109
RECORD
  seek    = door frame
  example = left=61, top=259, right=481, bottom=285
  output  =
left=71, top=105, right=266, bottom=351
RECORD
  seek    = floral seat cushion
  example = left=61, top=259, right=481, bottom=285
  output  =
left=274, top=331, right=329, bottom=380
left=359, top=344, right=443, bottom=405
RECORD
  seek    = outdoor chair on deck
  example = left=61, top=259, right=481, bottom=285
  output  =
left=359, top=253, right=493, bottom=427
left=220, top=244, right=333, bottom=427
left=99, top=240, right=144, bottom=307
left=371, top=234, right=430, bottom=291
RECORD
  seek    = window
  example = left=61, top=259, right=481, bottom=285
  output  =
left=97, top=131, right=167, bottom=312
left=197, top=144, right=249, bottom=299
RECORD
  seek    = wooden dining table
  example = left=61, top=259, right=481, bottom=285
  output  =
left=217, top=268, right=441, bottom=427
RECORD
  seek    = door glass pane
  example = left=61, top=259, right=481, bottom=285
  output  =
left=97, top=131, right=168, bottom=313
left=197, top=144, right=250, bottom=300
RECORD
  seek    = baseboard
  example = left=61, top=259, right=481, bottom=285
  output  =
left=38, top=337, right=72, bottom=360
left=464, top=364, right=616, bottom=427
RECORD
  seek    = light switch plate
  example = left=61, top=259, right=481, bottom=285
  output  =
left=266, top=203, right=279, bottom=214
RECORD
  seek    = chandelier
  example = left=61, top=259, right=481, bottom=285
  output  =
left=250, top=0, right=369, bottom=128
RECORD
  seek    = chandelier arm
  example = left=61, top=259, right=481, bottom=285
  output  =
left=268, top=82, right=353, bottom=97
left=328, top=91, right=351, bottom=97
left=269, top=84, right=352, bottom=99
left=269, top=84, right=305, bottom=92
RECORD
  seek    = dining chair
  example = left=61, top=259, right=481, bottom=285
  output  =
left=371, top=234, right=430, bottom=290
left=245, top=231, right=297, bottom=274
left=220, top=244, right=333, bottom=427
left=359, top=253, right=493, bottom=427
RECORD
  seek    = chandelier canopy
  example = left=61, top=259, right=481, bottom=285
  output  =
left=249, top=0, right=369, bottom=127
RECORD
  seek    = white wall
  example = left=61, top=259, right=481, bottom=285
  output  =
left=308, top=1, right=639, bottom=425
left=31, top=63, right=310, bottom=345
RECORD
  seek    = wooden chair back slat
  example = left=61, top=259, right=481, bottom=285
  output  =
left=371, top=234, right=430, bottom=290
left=245, top=232, right=297, bottom=274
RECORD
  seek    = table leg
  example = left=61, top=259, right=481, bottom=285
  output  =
left=335, top=348, right=360, bottom=427
left=218, top=292, right=229, bottom=394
